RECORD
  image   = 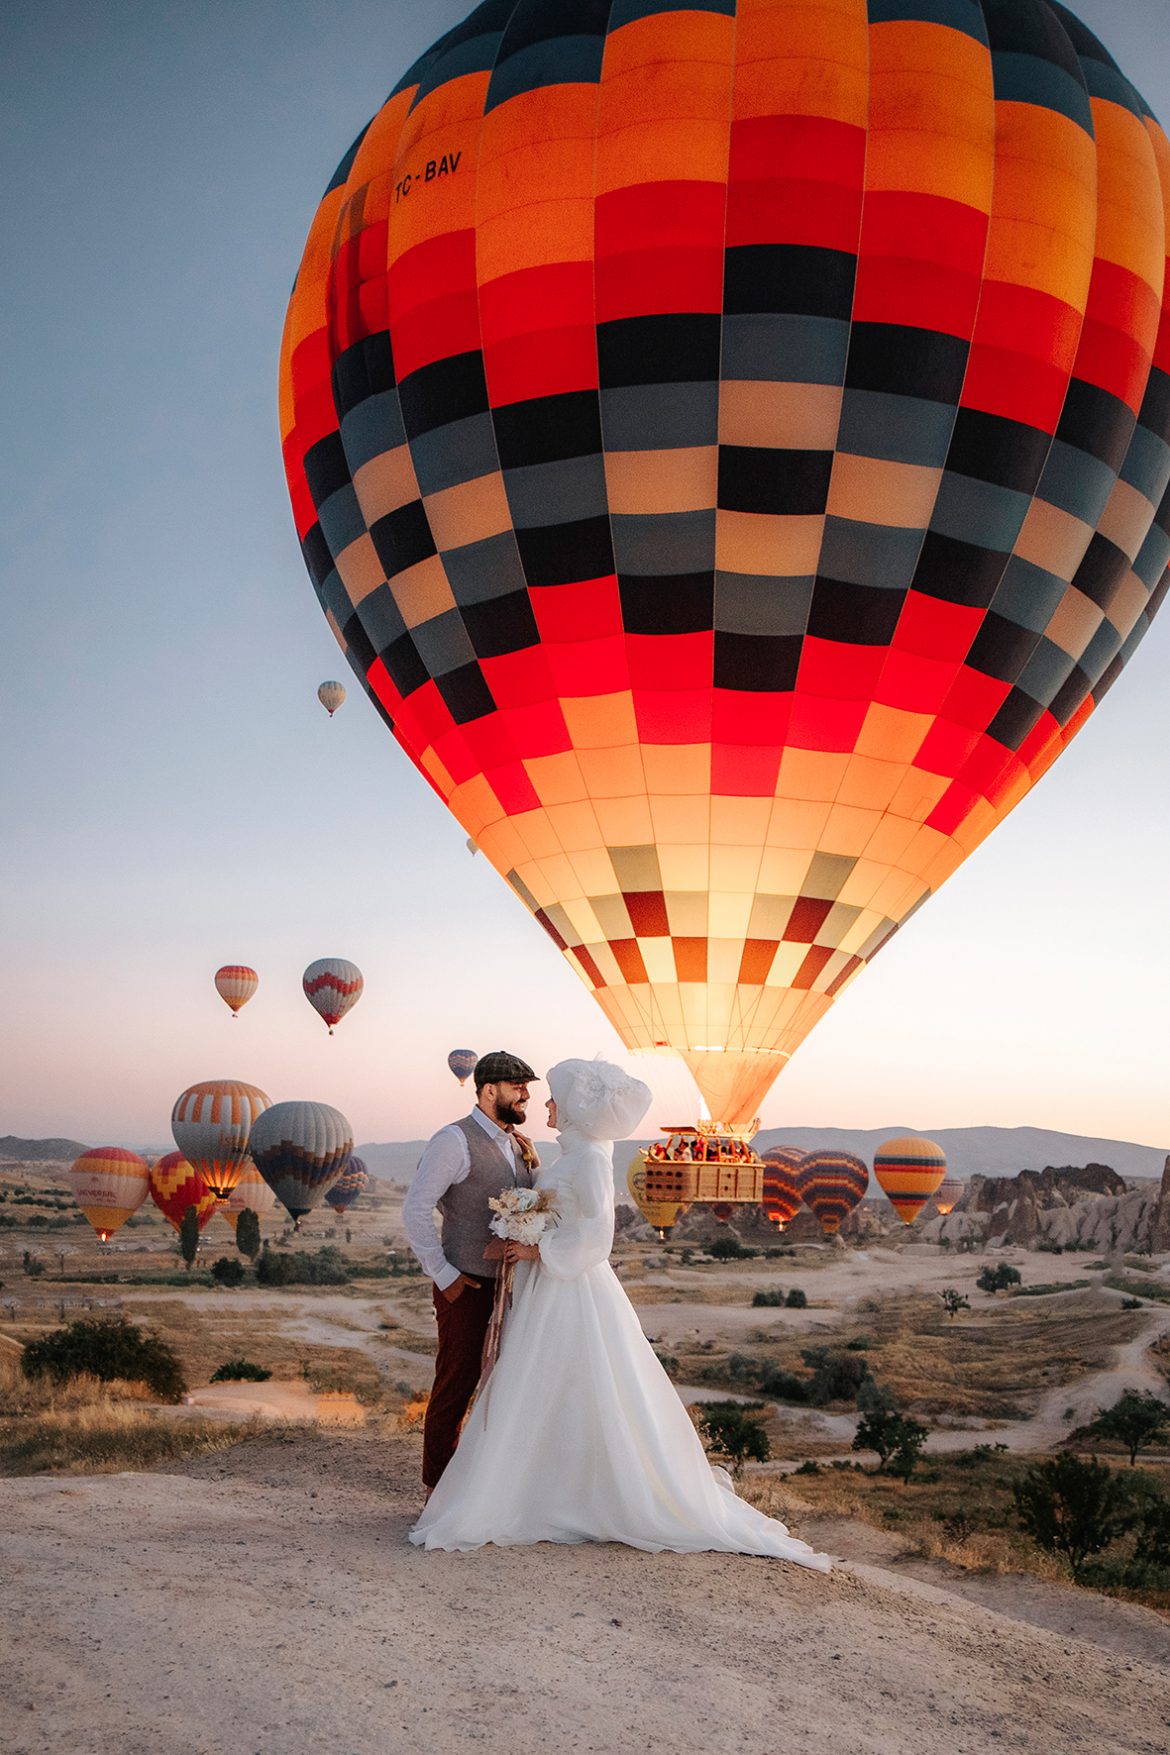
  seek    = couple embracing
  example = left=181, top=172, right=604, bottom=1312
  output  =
left=403, top=1049, right=828, bottom=1567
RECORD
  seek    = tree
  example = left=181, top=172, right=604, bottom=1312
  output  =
left=21, top=1316, right=186, bottom=1401
left=21, top=1250, right=44, bottom=1278
left=235, top=1207, right=261, bottom=1262
left=785, top=1287, right=807, bottom=1308
left=695, top=1402, right=770, bottom=1476
left=1013, top=1453, right=1133, bottom=1580
left=179, top=1205, right=200, bottom=1272
left=977, top=1262, right=1022, bottom=1294
left=210, top=1256, right=246, bottom=1288
left=940, top=1288, right=969, bottom=1318
left=852, top=1380, right=929, bottom=1479
left=1083, top=1389, right=1170, bottom=1466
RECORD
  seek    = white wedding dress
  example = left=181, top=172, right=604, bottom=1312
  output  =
left=410, top=1060, right=829, bottom=1568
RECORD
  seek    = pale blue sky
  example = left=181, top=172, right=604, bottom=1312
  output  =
left=2, top=0, right=1168, bottom=1149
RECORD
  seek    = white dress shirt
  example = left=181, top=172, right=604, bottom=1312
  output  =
left=403, top=1107, right=523, bottom=1290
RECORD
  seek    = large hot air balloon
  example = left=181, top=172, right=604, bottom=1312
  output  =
left=447, top=1048, right=478, bottom=1086
left=219, top=1161, right=278, bottom=1233
left=325, top=1156, right=370, bottom=1216
left=627, top=1160, right=687, bottom=1240
left=149, top=1152, right=218, bottom=1234
left=795, top=1149, right=869, bottom=1237
left=318, top=680, right=346, bottom=716
left=281, top=3, right=1170, bottom=1129
left=249, top=1100, right=354, bottom=1225
left=171, top=1080, right=271, bottom=1200
left=934, top=1176, right=965, bottom=1216
left=69, top=1148, right=150, bottom=1243
left=874, top=1134, right=948, bottom=1225
left=302, top=958, right=363, bottom=1034
left=760, top=1145, right=805, bottom=1230
left=214, top=965, right=258, bottom=1017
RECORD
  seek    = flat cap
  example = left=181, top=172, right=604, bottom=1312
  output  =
left=474, top=1049, right=537, bottom=1086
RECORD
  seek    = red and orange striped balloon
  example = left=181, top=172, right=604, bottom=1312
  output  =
left=761, top=1145, right=805, bottom=1229
left=214, top=966, right=258, bottom=1016
left=282, top=2, right=1170, bottom=1126
left=795, top=1148, right=869, bottom=1236
left=69, top=1148, right=150, bottom=1243
left=873, top=1134, right=947, bottom=1224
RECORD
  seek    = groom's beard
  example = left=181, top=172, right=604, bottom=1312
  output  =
left=496, top=1099, right=528, bottom=1127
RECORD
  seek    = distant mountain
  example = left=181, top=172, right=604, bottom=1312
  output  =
left=0, top=1135, right=89, bottom=1162
left=359, top=1124, right=1167, bottom=1193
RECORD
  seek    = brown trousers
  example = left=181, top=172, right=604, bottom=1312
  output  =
left=422, top=1277, right=495, bottom=1488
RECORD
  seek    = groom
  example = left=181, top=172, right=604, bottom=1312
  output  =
left=403, top=1049, right=539, bottom=1492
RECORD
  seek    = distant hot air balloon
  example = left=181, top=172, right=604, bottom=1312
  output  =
left=214, top=965, right=258, bottom=1017
left=249, top=1100, right=353, bottom=1226
left=171, top=1080, right=271, bottom=1200
left=627, top=1160, right=687, bottom=1241
left=282, top=1, right=1170, bottom=1133
left=302, top=958, right=363, bottom=1034
left=761, top=1146, right=805, bottom=1231
left=69, top=1148, right=149, bottom=1244
left=710, top=1203, right=734, bottom=1225
left=934, top=1176, right=965, bottom=1217
left=796, top=1151, right=869, bottom=1238
left=317, top=680, right=346, bottom=717
left=447, top=1049, right=478, bottom=1087
left=874, top=1136, right=948, bottom=1225
left=325, top=1156, right=369, bottom=1217
left=149, top=1152, right=218, bottom=1234
left=219, top=1160, right=277, bottom=1233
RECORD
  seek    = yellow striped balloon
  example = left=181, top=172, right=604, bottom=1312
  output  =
left=627, top=1160, right=687, bottom=1239
left=218, top=1161, right=277, bottom=1233
left=171, top=1079, right=271, bottom=1200
left=874, top=1136, right=948, bottom=1226
left=69, top=1147, right=150, bottom=1243
left=934, top=1176, right=964, bottom=1216
left=214, top=965, right=259, bottom=1016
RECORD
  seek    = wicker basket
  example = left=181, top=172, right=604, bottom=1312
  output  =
left=641, top=1155, right=763, bottom=1206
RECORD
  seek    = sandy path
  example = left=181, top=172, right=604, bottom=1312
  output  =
left=1, top=1434, right=1166, bottom=1755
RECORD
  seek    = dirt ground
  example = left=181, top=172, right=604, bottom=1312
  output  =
left=2, top=1430, right=1167, bottom=1755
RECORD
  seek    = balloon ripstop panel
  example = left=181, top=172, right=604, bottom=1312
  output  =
left=280, top=0, right=1170, bottom=1124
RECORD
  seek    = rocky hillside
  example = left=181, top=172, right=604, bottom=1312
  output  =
left=923, top=1157, right=1170, bottom=1254
left=0, top=1135, right=88, bottom=1162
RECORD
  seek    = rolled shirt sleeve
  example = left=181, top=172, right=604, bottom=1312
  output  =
left=403, top=1125, right=471, bottom=1290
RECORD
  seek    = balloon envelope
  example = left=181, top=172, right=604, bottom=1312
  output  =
left=627, top=1159, right=686, bottom=1237
left=318, top=679, right=346, bottom=716
left=934, top=1176, right=965, bottom=1217
left=171, top=1080, right=271, bottom=1200
left=149, top=1152, right=218, bottom=1234
left=281, top=1, right=1170, bottom=1128
left=214, top=965, right=258, bottom=1016
left=324, top=1156, right=370, bottom=1215
left=796, top=1150, right=869, bottom=1237
left=302, top=958, right=363, bottom=1033
left=69, top=1148, right=149, bottom=1242
left=447, top=1048, right=477, bottom=1086
left=760, top=1146, right=805, bottom=1230
left=219, top=1161, right=277, bottom=1232
left=249, top=1100, right=354, bottom=1222
left=874, top=1135, right=948, bottom=1225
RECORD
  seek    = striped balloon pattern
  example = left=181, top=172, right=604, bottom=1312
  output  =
left=214, top=965, right=259, bottom=1016
left=874, top=1134, right=948, bottom=1224
left=933, top=1175, right=965, bottom=1216
left=302, top=958, right=364, bottom=1033
left=149, top=1152, right=219, bottom=1234
left=795, top=1148, right=869, bottom=1236
left=218, top=1161, right=278, bottom=1233
left=69, top=1148, right=150, bottom=1243
left=760, top=1144, right=805, bottom=1229
left=281, top=0, right=1170, bottom=1130
left=447, top=1047, right=478, bottom=1085
left=171, top=1080, right=272, bottom=1200
left=249, top=1100, right=354, bottom=1223
left=325, top=1156, right=370, bottom=1215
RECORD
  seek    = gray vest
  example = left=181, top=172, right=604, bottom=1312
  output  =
left=438, top=1113, right=533, bottom=1278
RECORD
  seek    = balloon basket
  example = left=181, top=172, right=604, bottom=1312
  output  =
left=639, top=1121, right=764, bottom=1208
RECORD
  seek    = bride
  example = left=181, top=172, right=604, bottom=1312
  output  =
left=410, top=1057, right=829, bottom=1568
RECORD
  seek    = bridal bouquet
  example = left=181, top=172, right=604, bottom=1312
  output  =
left=479, top=1187, right=558, bottom=1396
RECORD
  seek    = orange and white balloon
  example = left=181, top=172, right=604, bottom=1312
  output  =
left=69, top=1147, right=150, bottom=1243
left=218, top=1161, right=277, bottom=1233
left=171, top=1079, right=271, bottom=1200
left=214, top=965, right=258, bottom=1017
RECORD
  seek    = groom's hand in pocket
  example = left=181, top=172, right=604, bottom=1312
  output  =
left=441, top=1273, right=481, bottom=1303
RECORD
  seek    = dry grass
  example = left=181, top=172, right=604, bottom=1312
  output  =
left=0, top=1352, right=279, bottom=1476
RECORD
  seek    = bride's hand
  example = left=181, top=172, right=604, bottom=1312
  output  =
left=503, top=1241, right=540, bottom=1263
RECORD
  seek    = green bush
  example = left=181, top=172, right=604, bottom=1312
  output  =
left=1013, top=1453, right=1132, bottom=1580
left=785, top=1287, right=807, bottom=1309
left=210, top=1257, right=246, bottom=1288
left=977, top=1262, right=1022, bottom=1293
left=255, top=1246, right=351, bottom=1287
left=751, top=1288, right=786, bottom=1307
left=654, top=1349, right=679, bottom=1377
left=757, top=1365, right=809, bottom=1403
left=695, top=1401, right=770, bottom=1474
left=801, top=1346, right=870, bottom=1405
left=708, top=1235, right=755, bottom=1261
left=21, top=1317, right=186, bottom=1402
left=209, top=1358, right=272, bottom=1383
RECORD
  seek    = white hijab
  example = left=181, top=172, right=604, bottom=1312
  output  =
left=547, top=1057, right=652, bottom=1144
